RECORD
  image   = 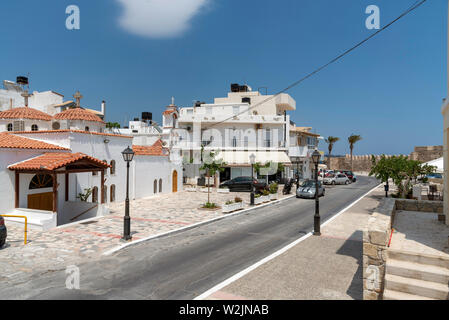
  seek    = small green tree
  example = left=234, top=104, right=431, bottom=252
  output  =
left=106, top=122, right=121, bottom=129
left=200, top=150, right=226, bottom=205
left=370, top=155, right=437, bottom=198
left=77, top=188, right=92, bottom=202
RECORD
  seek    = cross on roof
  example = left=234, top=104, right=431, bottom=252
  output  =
left=73, top=91, right=83, bottom=107
left=21, top=90, right=31, bottom=107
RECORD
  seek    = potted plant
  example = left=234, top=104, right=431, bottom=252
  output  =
left=261, top=190, right=270, bottom=203
left=269, top=183, right=279, bottom=201
left=222, top=197, right=244, bottom=213
left=254, top=193, right=264, bottom=205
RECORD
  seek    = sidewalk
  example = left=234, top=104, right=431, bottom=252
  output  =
left=204, top=186, right=384, bottom=300
left=0, top=188, right=289, bottom=283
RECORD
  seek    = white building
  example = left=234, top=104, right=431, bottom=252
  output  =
left=172, top=84, right=296, bottom=185
left=288, top=126, right=321, bottom=179
left=0, top=89, right=181, bottom=230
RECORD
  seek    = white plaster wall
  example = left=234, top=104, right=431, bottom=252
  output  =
left=0, top=119, right=52, bottom=132
left=132, top=155, right=182, bottom=199
left=0, top=149, right=52, bottom=214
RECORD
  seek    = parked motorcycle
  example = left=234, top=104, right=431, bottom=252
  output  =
left=282, top=178, right=296, bottom=195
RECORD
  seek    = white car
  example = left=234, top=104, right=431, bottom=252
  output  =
left=323, top=173, right=350, bottom=185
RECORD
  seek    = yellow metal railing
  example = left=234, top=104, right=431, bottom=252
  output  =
left=1, top=215, right=27, bottom=245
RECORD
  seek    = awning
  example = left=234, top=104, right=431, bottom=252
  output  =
left=218, top=151, right=291, bottom=166
left=424, top=157, right=444, bottom=173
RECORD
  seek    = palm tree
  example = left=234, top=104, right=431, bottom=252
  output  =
left=324, top=136, right=339, bottom=170
left=348, top=134, right=362, bottom=171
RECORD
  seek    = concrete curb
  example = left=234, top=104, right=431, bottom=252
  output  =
left=103, top=194, right=296, bottom=256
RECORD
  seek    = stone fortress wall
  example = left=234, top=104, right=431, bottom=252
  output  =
left=328, top=145, right=442, bottom=173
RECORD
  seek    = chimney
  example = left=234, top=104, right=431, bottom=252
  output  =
left=101, top=100, right=106, bottom=117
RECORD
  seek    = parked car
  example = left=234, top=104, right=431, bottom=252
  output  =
left=296, top=179, right=325, bottom=198
left=339, top=170, right=357, bottom=182
left=0, top=216, right=6, bottom=248
left=324, top=173, right=350, bottom=185
left=219, top=177, right=267, bottom=192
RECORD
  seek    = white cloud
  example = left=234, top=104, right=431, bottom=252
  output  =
left=116, top=0, right=209, bottom=38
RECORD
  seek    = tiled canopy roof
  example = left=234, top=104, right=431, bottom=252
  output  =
left=54, top=108, right=105, bottom=123
left=163, top=109, right=177, bottom=115
left=0, top=133, right=69, bottom=150
left=8, top=152, right=111, bottom=171
left=0, top=107, right=53, bottom=121
left=133, top=140, right=168, bottom=156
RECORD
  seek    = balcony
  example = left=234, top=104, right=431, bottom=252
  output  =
left=288, top=146, right=308, bottom=157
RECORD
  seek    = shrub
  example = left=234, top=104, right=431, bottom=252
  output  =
left=255, top=194, right=261, bottom=198
left=225, top=200, right=234, bottom=205
left=262, top=190, right=270, bottom=196
left=269, top=183, right=278, bottom=194
left=203, top=202, right=218, bottom=209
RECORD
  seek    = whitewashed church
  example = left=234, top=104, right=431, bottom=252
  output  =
left=0, top=79, right=182, bottom=230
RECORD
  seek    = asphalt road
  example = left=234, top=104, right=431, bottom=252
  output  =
left=1, top=176, right=379, bottom=300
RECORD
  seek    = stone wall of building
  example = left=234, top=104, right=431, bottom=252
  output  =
left=363, top=198, right=396, bottom=300
left=409, top=146, right=443, bottom=163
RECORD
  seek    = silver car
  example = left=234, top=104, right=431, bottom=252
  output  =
left=296, top=180, right=325, bottom=198
left=324, top=173, right=350, bottom=185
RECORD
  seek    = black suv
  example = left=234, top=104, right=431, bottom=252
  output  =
left=219, top=177, right=267, bottom=192
left=0, top=216, right=6, bottom=248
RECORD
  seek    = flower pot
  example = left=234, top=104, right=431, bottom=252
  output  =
left=269, top=193, right=278, bottom=201
left=254, top=197, right=264, bottom=205
left=261, top=195, right=270, bottom=203
left=222, top=202, right=244, bottom=213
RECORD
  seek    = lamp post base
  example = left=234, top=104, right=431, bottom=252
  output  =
left=313, top=231, right=321, bottom=236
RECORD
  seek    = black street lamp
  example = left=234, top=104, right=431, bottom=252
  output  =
left=121, top=146, right=135, bottom=241
left=249, top=153, right=256, bottom=205
left=311, top=149, right=321, bottom=236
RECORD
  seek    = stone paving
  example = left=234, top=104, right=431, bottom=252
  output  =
left=0, top=187, right=288, bottom=283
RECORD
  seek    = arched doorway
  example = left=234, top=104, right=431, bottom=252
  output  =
left=27, top=174, right=54, bottom=211
left=172, top=170, right=178, bottom=193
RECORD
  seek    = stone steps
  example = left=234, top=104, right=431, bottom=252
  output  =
left=387, top=249, right=449, bottom=269
left=383, top=289, right=436, bottom=300
left=386, top=259, right=449, bottom=284
left=384, top=274, right=449, bottom=300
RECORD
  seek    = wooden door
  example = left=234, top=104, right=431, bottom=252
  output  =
left=28, top=192, right=53, bottom=211
left=172, top=171, right=178, bottom=193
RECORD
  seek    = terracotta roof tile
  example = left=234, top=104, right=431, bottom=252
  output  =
left=0, top=133, right=69, bottom=150
left=54, top=107, right=105, bottom=123
left=0, top=107, right=53, bottom=121
left=8, top=152, right=111, bottom=171
left=133, top=140, right=168, bottom=156
left=14, top=129, right=133, bottom=139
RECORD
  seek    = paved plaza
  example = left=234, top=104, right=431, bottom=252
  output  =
left=0, top=187, right=289, bottom=283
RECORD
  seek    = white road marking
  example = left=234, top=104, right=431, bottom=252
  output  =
left=194, top=181, right=381, bottom=300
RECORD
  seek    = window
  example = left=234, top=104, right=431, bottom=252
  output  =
left=154, top=180, right=158, bottom=194
left=92, top=187, right=98, bottom=203
left=110, top=160, right=116, bottom=175
left=232, top=137, right=237, bottom=148
left=29, top=174, right=53, bottom=189
left=103, top=186, right=107, bottom=203
left=85, top=126, right=90, bottom=132
left=13, top=120, right=24, bottom=132
left=7, top=123, right=12, bottom=131
left=159, top=179, right=162, bottom=193
left=110, top=185, right=116, bottom=202
left=31, top=124, right=38, bottom=131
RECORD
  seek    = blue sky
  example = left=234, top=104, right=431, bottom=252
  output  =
left=0, top=0, right=446, bottom=155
